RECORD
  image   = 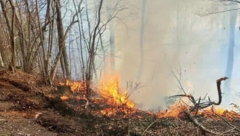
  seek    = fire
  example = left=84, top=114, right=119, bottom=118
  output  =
left=58, top=75, right=240, bottom=121
left=59, top=80, right=86, bottom=93
left=98, top=74, right=134, bottom=108
left=156, top=101, right=240, bottom=121
left=154, top=97, right=240, bottom=121
left=199, top=106, right=240, bottom=121
left=97, top=74, right=135, bottom=116
left=158, top=100, right=188, bottom=118
left=61, top=96, right=69, bottom=101
left=59, top=79, right=87, bottom=101
left=58, top=74, right=135, bottom=117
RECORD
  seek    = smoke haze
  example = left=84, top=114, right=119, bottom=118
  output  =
left=108, top=0, right=240, bottom=110
left=63, top=0, right=240, bottom=110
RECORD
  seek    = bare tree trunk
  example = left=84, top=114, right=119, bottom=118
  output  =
left=69, top=32, right=72, bottom=79
left=16, top=0, right=27, bottom=71
left=73, top=51, right=78, bottom=80
left=55, top=0, right=71, bottom=80
left=50, top=40, right=66, bottom=81
left=60, top=56, right=66, bottom=78
left=73, top=0, right=84, bottom=81
left=86, top=0, right=104, bottom=99
left=10, top=6, right=16, bottom=72
left=50, top=0, right=79, bottom=81
left=224, top=6, right=237, bottom=102
left=137, top=0, right=147, bottom=80
left=0, top=0, right=16, bottom=72
left=45, top=0, right=54, bottom=85
left=99, top=29, right=105, bottom=79
left=0, top=52, right=4, bottom=67
left=107, top=6, right=115, bottom=73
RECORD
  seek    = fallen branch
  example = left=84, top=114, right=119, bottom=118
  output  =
left=170, top=77, right=228, bottom=111
left=184, top=110, right=221, bottom=135
left=142, top=119, right=160, bottom=136
left=221, top=127, right=236, bottom=135
left=171, top=77, right=228, bottom=135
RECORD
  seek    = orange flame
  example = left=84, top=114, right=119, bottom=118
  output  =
left=58, top=76, right=240, bottom=120
left=97, top=74, right=135, bottom=116
left=59, top=80, right=86, bottom=93
left=61, top=96, right=69, bottom=101
left=98, top=74, right=134, bottom=108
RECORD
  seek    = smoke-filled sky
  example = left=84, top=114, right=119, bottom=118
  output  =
left=110, top=0, right=240, bottom=110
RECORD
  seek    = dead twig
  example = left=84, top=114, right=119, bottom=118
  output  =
left=170, top=77, right=228, bottom=112
left=142, top=119, right=160, bottom=136
left=221, top=127, right=236, bottom=135
left=195, top=97, right=201, bottom=116
left=127, top=82, right=141, bottom=98
left=171, top=77, right=228, bottom=135
left=184, top=110, right=221, bottom=135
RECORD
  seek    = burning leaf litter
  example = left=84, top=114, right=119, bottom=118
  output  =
left=58, top=74, right=240, bottom=121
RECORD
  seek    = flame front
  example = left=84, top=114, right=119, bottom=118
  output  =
left=58, top=76, right=240, bottom=120
left=59, top=80, right=86, bottom=93
left=61, top=96, right=69, bottom=101
left=158, top=100, right=187, bottom=118
left=98, top=74, right=134, bottom=108
left=59, top=74, right=135, bottom=117
left=97, top=74, right=135, bottom=116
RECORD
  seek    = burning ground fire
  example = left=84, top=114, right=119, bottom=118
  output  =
left=58, top=74, right=240, bottom=121
left=157, top=99, right=240, bottom=121
left=97, top=74, right=135, bottom=116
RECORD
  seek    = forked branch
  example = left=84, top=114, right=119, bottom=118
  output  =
left=170, top=77, right=228, bottom=135
left=170, top=77, right=228, bottom=111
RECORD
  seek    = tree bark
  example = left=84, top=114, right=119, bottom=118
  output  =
left=10, top=5, right=16, bottom=72
left=55, top=0, right=71, bottom=80
left=73, top=0, right=84, bottom=81
left=86, top=0, right=104, bottom=99
left=0, top=0, right=16, bottom=72
left=0, top=52, right=4, bottom=67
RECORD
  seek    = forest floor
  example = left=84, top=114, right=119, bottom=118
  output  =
left=0, top=69, right=240, bottom=136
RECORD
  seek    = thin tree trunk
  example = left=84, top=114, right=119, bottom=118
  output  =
left=54, top=0, right=71, bottom=80
left=16, top=1, right=26, bottom=71
left=224, top=6, right=237, bottom=99
left=0, top=52, right=4, bottom=67
left=99, top=28, right=105, bottom=79
left=73, top=0, right=84, bottom=81
left=73, top=51, right=78, bottom=80
left=45, top=0, right=54, bottom=85
left=10, top=2, right=16, bottom=72
left=137, top=0, right=147, bottom=80
left=50, top=0, right=78, bottom=82
left=0, top=0, right=16, bottom=72
left=107, top=6, right=115, bottom=73
left=69, top=30, right=72, bottom=79
left=86, top=0, right=104, bottom=99
left=61, top=56, right=66, bottom=79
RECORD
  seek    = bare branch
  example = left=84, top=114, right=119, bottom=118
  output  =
left=196, top=8, right=240, bottom=16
